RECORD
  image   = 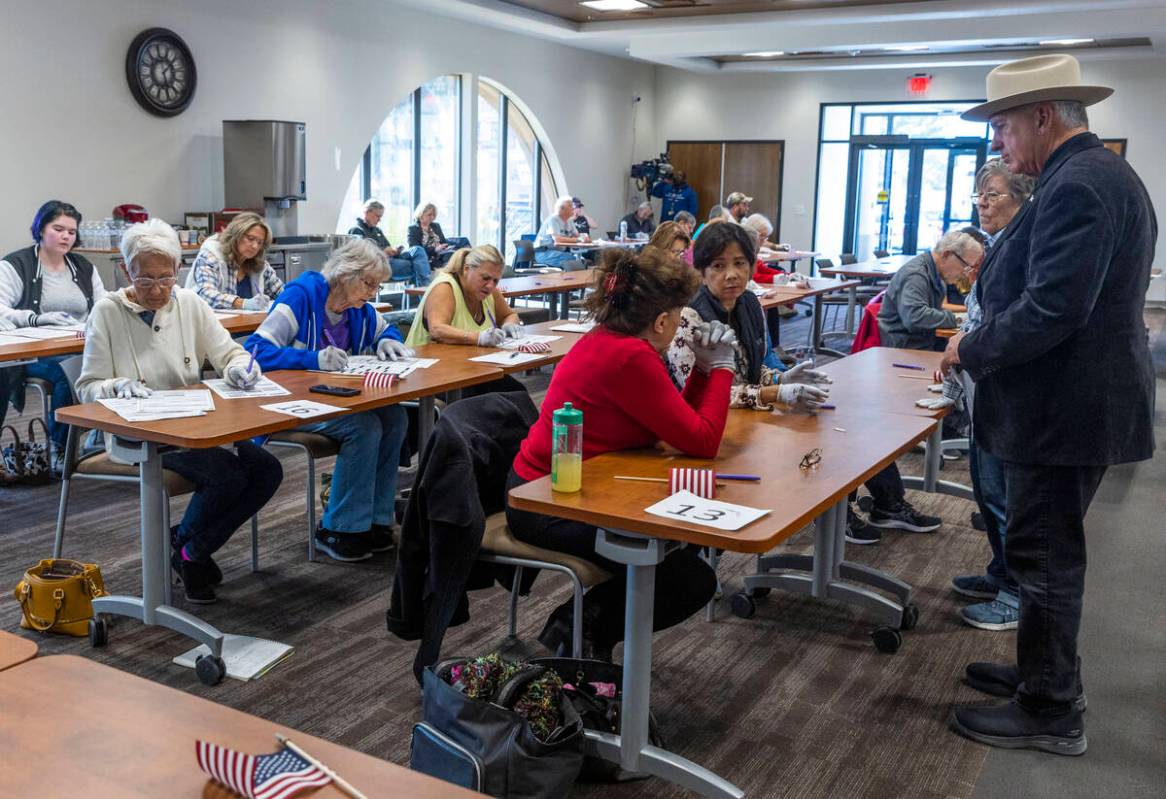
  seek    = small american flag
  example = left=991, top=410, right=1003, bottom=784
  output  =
left=670, top=467, right=717, bottom=499
left=196, top=739, right=331, bottom=799
left=516, top=340, right=552, bottom=354
left=364, top=371, right=396, bottom=389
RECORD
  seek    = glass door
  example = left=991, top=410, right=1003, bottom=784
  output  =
left=848, top=140, right=910, bottom=262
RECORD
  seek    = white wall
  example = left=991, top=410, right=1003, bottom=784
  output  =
left=0, top=0, right=655, bottom=249
left=653, top=59, right=1166, bottom=300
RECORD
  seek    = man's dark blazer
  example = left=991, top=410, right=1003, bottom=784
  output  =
left=959, top=132, right=1157, bottom=466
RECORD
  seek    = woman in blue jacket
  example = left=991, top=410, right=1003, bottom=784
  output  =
left=248, top=239, right=413, bottom=562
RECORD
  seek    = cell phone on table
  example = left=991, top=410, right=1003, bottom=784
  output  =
left=309, top=384, right=361, bottom=397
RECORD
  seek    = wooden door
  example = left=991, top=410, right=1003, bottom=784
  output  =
left=723, top=142, right=784, bottom=239
left=666, top=142, right=722, bottom=223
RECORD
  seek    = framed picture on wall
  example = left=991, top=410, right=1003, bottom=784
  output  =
left=1102, top=139, right=1127, bottom=159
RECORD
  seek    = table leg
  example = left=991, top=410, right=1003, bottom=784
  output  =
left=559, top=290, right=571, bottom=320
left=900, top=424, right=975, bottom=501
left=844, top=284, right=857, bottom=334
left=594, top=529, right=744, bottom=799
left=810, top=294, right=847, bottom=359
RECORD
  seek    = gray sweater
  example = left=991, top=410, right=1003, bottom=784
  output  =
left=876, top=251, right=957, bottom=350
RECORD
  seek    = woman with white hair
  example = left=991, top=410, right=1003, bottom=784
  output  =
left=247, top=238, right=412, bottom=563
left=185, top=211, right=283, bottom=311
left=77, top=219, right=283, bottom=604
left=407, top=201, right=454, bottom=270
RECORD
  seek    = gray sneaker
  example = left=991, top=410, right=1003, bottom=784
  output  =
left=962, top=592, right=1020, bottom=631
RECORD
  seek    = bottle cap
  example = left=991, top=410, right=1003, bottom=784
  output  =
left=552, top=401, right=582, bottom=425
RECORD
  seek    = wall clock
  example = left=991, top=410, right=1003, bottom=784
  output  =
left=125, top=28, right=197, bottom=117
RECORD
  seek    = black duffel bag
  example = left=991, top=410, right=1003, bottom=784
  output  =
left=411, top=657, right=585, bottom=798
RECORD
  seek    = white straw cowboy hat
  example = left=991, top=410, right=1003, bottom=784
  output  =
left=962, top=54, right=1112, bottom=121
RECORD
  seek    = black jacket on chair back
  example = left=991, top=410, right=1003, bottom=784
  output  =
left=959, top=132, right=1157, bottom=466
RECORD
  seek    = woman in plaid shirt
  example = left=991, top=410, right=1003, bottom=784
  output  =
left=185, top=212, right=283, bottom=311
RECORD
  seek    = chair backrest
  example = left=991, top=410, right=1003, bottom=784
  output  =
left=513, top=239, right=535, bottom=268
left=606, top=231, right=618, bottom=240
left=816, top=258, right=836, bottom=270
left=873, top=249, right=890, bottom=259
left=519, top=233, right=536, bottom=242
left=850, top=300, right=883, bottom=354
left=840, top=253, right=858, bottom=265
left=58, top=355, right=85, bottom=403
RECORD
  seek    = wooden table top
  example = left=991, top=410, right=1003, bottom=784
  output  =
left=756, top=278, right=861, bottom=309
left=816, top=346, right=947, bottom=420
left=819, top=254, right=913, bottom=279
left=0, top=630, right=37, bottom=671
left=0, top=655, right=477, bottom=798
left=509, top=405, right=936, bottom=554
left=407, top=270, right=595, bottom=298
left=56, top=361, right=503, bottom=449
left=415, top=320, right=587, bottom=374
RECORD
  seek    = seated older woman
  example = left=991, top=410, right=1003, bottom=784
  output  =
left=247, top=239, right=412, bottom=563
left=0, top=200, right=106, bottom=454
left=185, top=212, right=283, bottom=311
left=407, top=202, right=454, bottom=270
left=404, top=245, right=521, bottom=347
left=77, top=219, right=282, bottom=604
left=647, top=221, right=691, bottom=261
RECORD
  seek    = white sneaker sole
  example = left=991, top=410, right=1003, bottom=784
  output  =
left=315, top=540, right=373, bottom=562
left=867, top=517, right=941, bottom=533
left=845, top=534, right=880, bottom=545
left=961, top=614, right=1019, bottom=631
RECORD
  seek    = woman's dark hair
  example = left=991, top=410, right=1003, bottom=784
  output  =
left=31, top=201, right=82, bottom=244
left=584, top=246, right=699, bottom=335
left=692, top=221, right=756, bottom=272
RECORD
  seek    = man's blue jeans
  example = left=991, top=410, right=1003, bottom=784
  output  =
left=390, top=245, right=431, bottom=286
left=534, top=249, right=582, bottom=270
left=300, top=405, right=407, bottom=532
left=969, top=435, right=1016, bottom=595
left=25, top=355, right=73, bottom=452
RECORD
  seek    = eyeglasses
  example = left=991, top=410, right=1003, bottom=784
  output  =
left=799, top=448, right=822, bottom=472
left=242, top=233, right=266, bottom=247
left=357, top=276, right=381, bottom=293
left=951, top=251, right=978, bottom=273
left=971, top=191, right=1007, bottom=204
left=132, top=276, right=177, bottom=289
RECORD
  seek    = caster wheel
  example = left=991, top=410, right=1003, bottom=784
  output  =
left=901, top=604, right=920, bottom=631
left=871, top=627, right=902, bottom=654
left=195, top=654, right=226, bottom=686
left=857, top=495, right=874, bottom=513
left=88, top=617, right=108, bottom=648
left=730, top=592, right=757, bottom=619
left=748, top=586, right=772, bottom=598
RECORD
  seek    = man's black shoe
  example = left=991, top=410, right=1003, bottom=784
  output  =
left=845, top=507, right=881, bottom=545
left=965, top=662, right=1087, bottom=712
left=950, top=700, right=1086, bottom=756
left=369, top=524, right=397, bottom=553
left=314, top=528, right=373, bottom=562
left=970, top=511, right=986, bottom=531
left=171, top=525, right=222, bottom=585
left=537, top=602, right=613, bottom=662
left=868, top=500, right=942, bottom=533
left=170, top=551, right=217, bottom=604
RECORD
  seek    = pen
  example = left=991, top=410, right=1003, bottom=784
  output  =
left=509, top=351, right=520, bottom=359
left=323, top=329, right=338, bottom=349
left=817, top=404, right=836, bottom=409
left=892, top=363, right=924, bottom=370
left=246, top=343, right=257, bottom=375
left=715, top=473, right=762, bottom=481
left=486, top=308, right=498, bottom=329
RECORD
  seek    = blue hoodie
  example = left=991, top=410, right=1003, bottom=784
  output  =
left=650, top=181, right=698, bottom=221
left=245, top=270, right=402, bottom=371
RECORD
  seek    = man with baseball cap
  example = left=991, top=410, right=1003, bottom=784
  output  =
left=570, top=197, right=597, bottom=237
left=942, top=54, right=1156, bottom=755
left=725, top=192, right=752, bottom=222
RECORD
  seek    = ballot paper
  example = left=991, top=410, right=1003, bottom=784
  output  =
left=469, top=351, right=544, bottom=366
left=260, top=399, right=342, bottom=419
left=202, top=376, right=291, bottom=399
left=0, top=334, right=35, bottom=347
left=98, top=389, right=215, bottom=422
left=3, top=324, right=86, bottom=340
left=173, top=635, right=294, bottom=682
left=497, top=334, right=560, bottom=350
left=645, top=490, right=770, bottom=532
left=550, top=321, right=595, bottom=333
left=212, top=309, right=246, bottom=316
left=334, top=354, right=438, bottom=379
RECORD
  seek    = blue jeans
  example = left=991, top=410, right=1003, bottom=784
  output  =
left=969, top=435, right=1015, bottom=594
left=390, top=245, right=431, bottom=286
left=301, top=405, right=407, bottom=533
left=534, top=249, right=581, bottom=269
left=25, top=355, right=73, bottom=452
left=163, top=442, right=283, bottom=561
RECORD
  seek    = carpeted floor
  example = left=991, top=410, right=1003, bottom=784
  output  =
left=2, top=309, right=1160, bottom=798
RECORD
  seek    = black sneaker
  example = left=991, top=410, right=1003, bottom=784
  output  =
left=950, top=700, right=1086, bottom=756
left=845, top=508, right=881, bottom=545
left=169, top=551, right=217, bottom=604
left=970, top=511, right=986, bottom=531
left=868, top=500, right=942, bottom=533
left=965, top=662, right=1087, bottom=712
left=537, top=602, right=614, bottom=662
left=171, top=526, right=222, bottom=585
left=314, top=528, right=373, bottom=562
left=369, top=524, right=397, bottom=553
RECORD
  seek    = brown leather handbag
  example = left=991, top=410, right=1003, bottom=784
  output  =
left=14, top=559, right=107, bottom=636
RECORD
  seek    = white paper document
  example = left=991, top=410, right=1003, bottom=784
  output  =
left=334, top=354, right=438, bottom=379
left=212, top=309, right=246, bottom=316
left=550, top=321, right=595, bottom=333
left=645, top=490, right=770, bottom=531
left=497, top=334, right=561, bottom=350
left=173, top=634, right=294, bottom=682
left=202, top=376, right=291, bottom=399
left=4, top=324, right=86, bottom=340
left=98, top=389, right=215, bottom=422
left=469, top=351, right=545, bottom=366
left=261, top=399, right=342, bottom=419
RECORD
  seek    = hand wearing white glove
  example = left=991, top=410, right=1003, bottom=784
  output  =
left=33, top=311, right=76, bottom=327
left=915, top=396, right=954, bottom=410
left=778, top=361, right=833, bottom=386
left=241, top=294, right=272, bottom=312
left=377, top=338, right=415, bottom=361
left=693, top=320, right=738, bottom=374
left=316, top=346, right=349, bottom=371
left=776, top=383, right=830, bottom=411
left=224, top=361, right=260, bottom=390
left=477, top=328, right=506, bottom=347
left=501, top=322, right=524, bottom=339
left=109, top=378, right=152, bottom=399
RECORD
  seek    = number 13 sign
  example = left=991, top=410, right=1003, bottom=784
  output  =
left=645, top=490, right=770, bottom=531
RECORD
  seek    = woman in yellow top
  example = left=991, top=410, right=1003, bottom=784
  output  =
left=404, top=244, right=522, bottom=347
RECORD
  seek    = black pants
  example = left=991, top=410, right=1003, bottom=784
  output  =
left=1003, top=460, right=1107, bottom=711
left=862, top=462, right=905, bottom=509
left=505, top=468, right=717, bottom=649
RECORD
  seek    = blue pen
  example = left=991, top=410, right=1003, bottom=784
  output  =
left=485, top=307, right=498, bottom=329
left=892, top=362, right=924, bottom=370
left=716, top=473, right=761, bottom=481
left=246, top=343, right=257, bottom=375
left=323, top=329, right=338, bottom=349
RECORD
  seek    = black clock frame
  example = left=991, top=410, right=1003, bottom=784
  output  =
left=125, top=28, right=197, bottom=117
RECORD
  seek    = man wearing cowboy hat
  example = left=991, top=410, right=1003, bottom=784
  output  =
left=942, top=54, right=1156, bottom=755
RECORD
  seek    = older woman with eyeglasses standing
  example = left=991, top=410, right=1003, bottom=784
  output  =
left=186, top=212, right=283, bottom=311
left=248, top=239, right=413, bottom=563
left=77, top=219, right=281, bottom=604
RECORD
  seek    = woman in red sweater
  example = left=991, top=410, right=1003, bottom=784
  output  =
left=507, top=246, right=736, bottom=660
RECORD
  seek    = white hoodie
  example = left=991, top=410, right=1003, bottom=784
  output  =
left=77, top=286, right=253, bottom=403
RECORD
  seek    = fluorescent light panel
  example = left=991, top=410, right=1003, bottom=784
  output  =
left=580, top=0, right=649, bottom=11
left=744, top=51, right=785, bottom=57
left=1039, top=38, right=1094, bottom=46
left=885, top=45, right=929, bottom=52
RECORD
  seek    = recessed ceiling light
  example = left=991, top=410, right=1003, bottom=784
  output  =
left=744, top=51, right=785, bottom=57
left=1039, top=38, right=1094, bottom=46
left=885, top=45, right=929, bottom=52
left=579, top=0, right=649, bottom=11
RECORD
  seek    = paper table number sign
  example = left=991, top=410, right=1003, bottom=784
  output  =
left=670, top=468, right=717, bottom=499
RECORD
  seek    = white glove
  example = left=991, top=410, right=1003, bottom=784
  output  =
left=0, top=316, right=14, bottom=331
left=776, top=383, right=830, bottom=411
left=693, top=320, right=738, bottom=374
left=33, top=311, right=76, bottom=327
left=241, top=294, right=271, bottom=312
left=477, top=328, right=506, bottom=347
left=915, top=396, right=955, bottom=410
left=779, top=361, right=833, bottom=385
left=224, top=361, right=260, bottom=390
left=316, top=346, right=349, bottom=371
left=501, top=322, right=524, bottom=339
left=110, top=378, right=152, bottom=399
left=377, top=338, right=414, bottom=361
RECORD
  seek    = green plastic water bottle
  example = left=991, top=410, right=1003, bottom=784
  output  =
left=551, top=402, right=583, bottom=493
